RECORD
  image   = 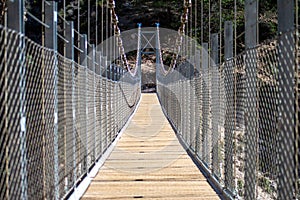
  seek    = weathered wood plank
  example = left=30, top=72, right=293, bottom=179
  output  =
left=82, top=94, right=220, bottom=199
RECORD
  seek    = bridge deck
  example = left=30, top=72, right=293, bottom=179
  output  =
left=82, top=93, right=220, bottom=200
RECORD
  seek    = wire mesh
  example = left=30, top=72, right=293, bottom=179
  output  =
left=256, top=40, right=278, bottom=199
left=25, top=36, right=49, bottom=199
left=76, top=64, right=88, bottom=178
left=57, top=54, right=75, bottom=195
left=1, top=28, right=24, bottom=200
left=234, top=53, right=246, bottom=198
left=211, top=61, right=221, bottom=179
left=223, top=58, right=235, bottom=193
left=0, top=25, right=141, bottom=199
left=87, top=69, right=95, bottom=169
left=156, top=29, right=298, bottom=199
left=95, top=73, right=102, bottom=159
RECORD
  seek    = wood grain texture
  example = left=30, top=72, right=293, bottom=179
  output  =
left=82, top=93, right=220, bottom=200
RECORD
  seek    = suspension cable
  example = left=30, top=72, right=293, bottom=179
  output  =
left=108, top=0, right=191, bottom=76
left=108, top=0, right=139, bottom=76
left=169, top=0, right=192, bottom=69
left=156, top=0, right=192, bottom=75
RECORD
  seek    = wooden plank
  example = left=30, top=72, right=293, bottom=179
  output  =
left=82, top=94, right=220, bottom=199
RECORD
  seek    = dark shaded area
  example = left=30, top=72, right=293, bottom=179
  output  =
left=0, top=0, right=280, bottom=52
left=115, top=0, right=182, bottom=30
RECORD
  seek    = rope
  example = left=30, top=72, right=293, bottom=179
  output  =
left=108, top=0, right=192, bottom=77
left=169, top=0, right=192, bottom=69
left=118, top=82, right=140, bottom=108
left=156, top=0, right=192, bottom=76
left=108, top=0, right=140, bottom=77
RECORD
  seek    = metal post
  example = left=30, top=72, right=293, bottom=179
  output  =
left=191, top=55, right=197, bottom=149
left=103, top=56, right=108, bottom=149
left=66, top=22, right=74, bottom=60
left=119, top=67, right=122, bottom=129
left=183, top=72, right=187, bottom=140
left=224, top=20, right=235, bottom=194
left=96, top=51, right=101, bottom=75
left=120, top=66, right=124, bottom=126
left=115, top=65, right=118, bottom=137
left=95, top=51, right=99, bottom=157
left=155, top=24, right=162, bottom=95
left=45, top=2, right=58, bottom=51
left=244, top=0, right=257, bottom=198
left=211, top=33, right=220, bottom=178
left=195, top=49, right=201, bottom=155
left=202, top=43, right=209, bottom=163
left=97, top=51, right=102, bottom=155
left=115, top=67, right=120, bottom=131
left=107, top=60, right=112, bottom=143
left=112, top=64, right=116, bottom=138
left=88, top=44, right=95, bottom=164
left=66, top=20, right=77, bottom=189
left=45, top=1, right=59, bottom=199
left=91, top=45, right=96, bottom=163
left=7, top=0, right=24, bottom=32
left=277, top=0, right=296, bottom=199
left=224, top=21, right=233, bottom=59
left=211, top=34, right=219, bottom=66
left=80, top=34, right=88, bottom=172
left=7, top=0, right=27, bottom=199
left=186, top=47, right=191, bottom=144
left=80, top=35, right=88, bottom=67
left=181, top=68, right=184, bottom=137
left=139, top=23, right=143, bottom=89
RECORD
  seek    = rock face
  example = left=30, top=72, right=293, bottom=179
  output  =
left=134, top=54, right=156, bottom=92
left=141, top=61, right=156, bottom=92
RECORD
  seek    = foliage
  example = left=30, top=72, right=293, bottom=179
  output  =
left=195, top=0, right=278, bottom=54
left=258, top=176, right=274, bottom=194
left=237, top=179, right=244, bottom=196
left=5, top=0, right=279, bottom=50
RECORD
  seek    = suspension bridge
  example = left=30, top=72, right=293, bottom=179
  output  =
left=0, top=0, right=299, bottom=199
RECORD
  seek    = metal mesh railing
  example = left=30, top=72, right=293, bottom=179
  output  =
left=156, top=30, right=298, bottom=199
left=0, top=25, right=141, bottom=199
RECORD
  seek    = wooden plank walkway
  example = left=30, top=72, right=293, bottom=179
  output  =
left=82, top=93, right=220, bottom=200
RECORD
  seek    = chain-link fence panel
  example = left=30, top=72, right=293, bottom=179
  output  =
left=255, top=40, right=278, bottom=199
left=0, top=25, right=141, bottom=199
left=76, top=64, right=88, bottom=178
left=0, top=26, right=57, bottom=199
left=95, top=74, right=102, bottom=159
left=1, top=28, right=25, bottom=200
left=26, top=34, right=57, bottom=199
left=57, top=54, right=75, bottom=195
left=156, top=29, right=298, bottom=199
left=87, top=69, right=95, bottom=169
left=233, top=53, right=246, bottom=198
